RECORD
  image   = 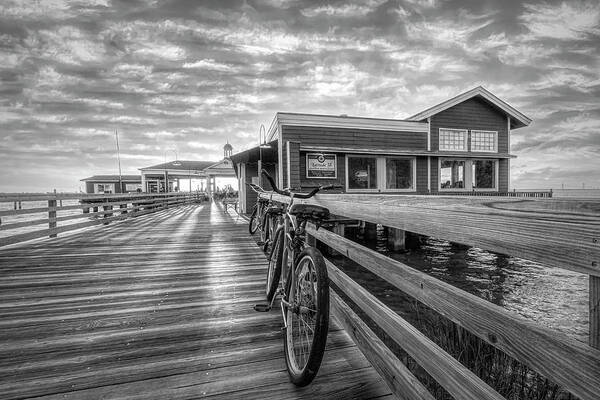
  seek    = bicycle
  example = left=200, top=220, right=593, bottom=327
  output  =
left=247, top=183, right=281, bottom=250
left=254, top=170, right=334, bottom=386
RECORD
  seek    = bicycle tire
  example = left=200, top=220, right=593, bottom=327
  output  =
left=266, top=227, right=283, bottom=301
left=284, top=247, right=329, bottom=386
left=249, top=206, right=259, bottom=235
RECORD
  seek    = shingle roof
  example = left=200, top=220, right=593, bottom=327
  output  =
left=140, top=160, right=216, bottom=171
left=80, top=175, right=141, bottom=182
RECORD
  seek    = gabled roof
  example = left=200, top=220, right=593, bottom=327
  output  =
left=408, top=86, right=532, bottom=129
left=80, top=175, right=141, bottom=182
left=140, top=160, right=215, bottom=171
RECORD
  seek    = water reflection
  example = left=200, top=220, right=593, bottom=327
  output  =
left=340, top=225, right=588, bottom=343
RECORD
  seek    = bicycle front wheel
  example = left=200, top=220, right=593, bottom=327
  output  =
left=284, top=247, right=329, bottom=386
left=249, top=206, right=259, bottom=235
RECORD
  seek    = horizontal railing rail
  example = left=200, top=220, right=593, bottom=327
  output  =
left=261, top=192, right=600, bottom=400
left=0, top=192, right=206, bottom=247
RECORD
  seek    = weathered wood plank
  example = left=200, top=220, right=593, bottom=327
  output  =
left=0, top=202, right=389, bottom=400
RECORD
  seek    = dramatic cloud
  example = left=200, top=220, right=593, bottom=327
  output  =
left=0, top=0, right=599, bottom=191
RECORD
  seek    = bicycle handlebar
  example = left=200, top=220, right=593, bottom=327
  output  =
left=246, top=182, right=267, bottom=194
left=261, top=169, right=334, bottom=199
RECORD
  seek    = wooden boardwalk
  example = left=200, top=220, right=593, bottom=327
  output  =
left=0, top=203, right=391, bottom=399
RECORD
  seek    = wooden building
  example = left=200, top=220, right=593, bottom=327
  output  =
left=231, top=86, right=531, bottom=213
left=80, top=175, right=142, bottom=194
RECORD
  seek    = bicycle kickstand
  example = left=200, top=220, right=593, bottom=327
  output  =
left=253, top=288, right=281, bottom=312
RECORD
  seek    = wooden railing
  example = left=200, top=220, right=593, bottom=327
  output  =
left=0, top=192, right=205, bottom=247
left=263, top=193, right=600, bottom=400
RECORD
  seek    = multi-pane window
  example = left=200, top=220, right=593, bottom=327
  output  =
left=439, top=128, right=467, bottom=151
left=471, top=130, right=497, bottom=152
left=347, top=156, right=415, bottom=191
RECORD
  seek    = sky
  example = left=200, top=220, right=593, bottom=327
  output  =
left=0, top=0, right=599, bottom=192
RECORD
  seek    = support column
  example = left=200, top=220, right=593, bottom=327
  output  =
left=364, top=222, right=378, bottom=242
left=48, top=199, right=57, bottom=238
left=387, top=227, right=406, bottom=251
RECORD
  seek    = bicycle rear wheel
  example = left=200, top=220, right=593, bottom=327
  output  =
left=266, top=227, right=283, bottom=302
left=249, top=206, right=259, bottom=235
left=284, top=247, right=329, bottom=386
left=260, top=210, right=270, bottom=244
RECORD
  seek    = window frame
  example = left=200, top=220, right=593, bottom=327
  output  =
left=345, top=154, right=379, bottom=192
left=470, top=130, right=498, bottom=153
left=438, top=158, right=499, bottom=192
left=471, top=159, right=499, bottom=191
left=381, top=156, right=416, bottom=193
left=439, top=128, right=468, bottom=151
left=94, top=183, right=114, bottom=194
left=345, top=155, right=416, bottom=193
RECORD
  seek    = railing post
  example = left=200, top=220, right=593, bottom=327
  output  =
left=48, top=198, right=57, bottom=238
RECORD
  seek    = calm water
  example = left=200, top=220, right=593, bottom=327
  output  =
left=335, top=226, right=589, bottom=343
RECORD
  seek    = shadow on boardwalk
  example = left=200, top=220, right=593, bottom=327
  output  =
left=0, top=202, right=390, bottom=399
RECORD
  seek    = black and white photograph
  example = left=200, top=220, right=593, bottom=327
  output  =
left=1, top=1, right=599, bottom=399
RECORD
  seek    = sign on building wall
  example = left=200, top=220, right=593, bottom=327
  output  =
left=306, top=153, right=336, bottom=179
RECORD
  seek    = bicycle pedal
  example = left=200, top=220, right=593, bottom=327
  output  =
left=253, top=304, right=271, bottom=312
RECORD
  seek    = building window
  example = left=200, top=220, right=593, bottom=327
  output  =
left=386, top=158, right=413, bottom=190
left=95, top=183, right=114, bottom=194
left=347, top=156, right=377, bottom=190
left=125, top=183, right=142, bottom=192
left=440, top=160, right=465, bottom=189
left=471, top=130, right=497, bottom=152
left=439, top=128, right=467, bottom=151
left=472, top=160, right=496, bottom=189
left=440, top=158, right=498, bottom=191
left=347, top=156, right=415, bottom=191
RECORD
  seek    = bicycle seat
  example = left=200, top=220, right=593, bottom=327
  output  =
left=289, top=204, right=330, bottom=220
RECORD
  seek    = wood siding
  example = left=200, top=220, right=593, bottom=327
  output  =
left=245, top=163, right=258, bottom=213
left=282, top=125, right=427, bottom=151
left=430, top=97, right=509, bottom=153
left=288, top=141, right=301, bottom=189
left=416, top=156, right=429, bottom=194
left=499, top=158, right=509, bottom=192
left=429, top=157, right=439, bottom=193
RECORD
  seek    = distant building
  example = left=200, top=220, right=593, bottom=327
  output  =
left=81, top=143, right=237, bottom=194
left=80, top=175, right=142, bottom=194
